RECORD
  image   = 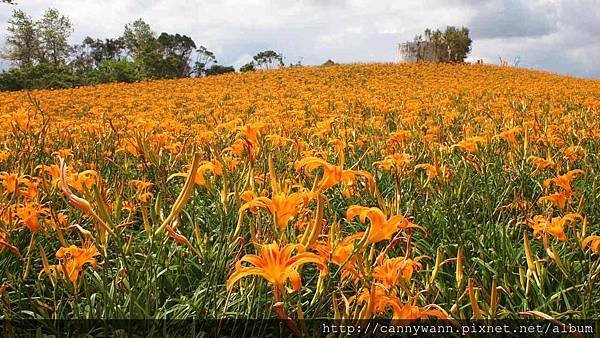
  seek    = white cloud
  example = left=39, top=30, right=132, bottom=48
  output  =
left=231, top=53, right=253, bottom=69
left=0, top=0, right=598, bottom=77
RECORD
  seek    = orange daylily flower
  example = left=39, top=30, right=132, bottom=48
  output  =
left=239, top=190, right=259, bottom=213
left=387, top=130, right=413, bottom=147
left=67, top=170, right=98, bottom=193
left=538, top=169, right=584, bottom=210
left=36, top=164, right=62, bottom=188
left=374, top=153, right=413, bottom=172
left=0, top=172, right=32, bottom=198
left=225, top=139, right=245, bottom=156
left=129, top=179, right=154, bottom=203
left=55, top=148, right=73, bottom=159
left=355, top=285, right=402, bottom=317
left=451, top=136, right=486, bottom=153
left=294, top=157, right=375, bottom=195
left=227, top=242, right=326, bottom=291
left=493, top=126, right=523, bottom=146
left=538, top=192, right=570, bottom=210
left=563, top=145, right=585, bottom=162
left=239, top=190, right=310, bottom=229
left=311, top=233, right=363, bottom=280
left=169, top=160, right=223, bottom=186
left=51, top=244, right=100, bottom=286
left=414, top=163, right=451, bottom=181
left=347, top=205, right=424, bottom=244
left=527, top=213, right=582, bottom=241
left=331, top=233, right=364, bottom=267
left=355, top=285, right=448, bottom=320
left=373, top=257, right=422, bottom=288
left=239, top=190, right=256, bottom=203
left=265, top=134, right=292, bottom=147
left=0, top=171, right=20, bottom=194
left=17, top=177, right=39, bottom=200
left=236, top=122, right=268, bottom=146
left=527, top=156, right=555, bottom=172
left=543, top=169, right=584, bottom=192
left=582, top=236, right=600, bottom=254
left=234, top=122, right=268, bottom=160
left=194, top=160, right=223, bottom=186
left=15, top=202, right=50, bottom=232
left=119, top=139, right=141, bottom=157
left=0, top=150, right=9, bottom=162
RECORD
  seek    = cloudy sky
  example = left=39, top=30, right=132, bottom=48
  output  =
left=1, top=0, right=599, bottom=78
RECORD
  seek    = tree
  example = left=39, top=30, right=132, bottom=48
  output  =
left=157, top=33, right=196, bottom=77
left=71, top=37, right=126, bottom=73
left=88, top=37, right=126, bottom=64
left=253, top=50, right=283, bottom=70
left=205, top=64, right=235, bottom=76
left=443, top=26, right=471, bottom=62
left=37, top=8, right=74, bottom=65
left=239, top=62, right=255, bottom=73
left=422, top=29, right=442, bottom=61
left=136, top=32, right=198, bottom=79
left=85, top=59, right=144, bottom=84
left=0, top=63, right=79, bottom=91
left=38, top=9, right=74, bottom=65
left=2, top=8, right=74, bottom=67
left=70, top=42, right=95, bottom=73
left=193, top=45, right=216, bottom=76
left=122, top=19, right=156, bottom=59
left=2, top=10, right=42, bottom=67
left=415, top=26, right=471, bottom=62
left=321, top=59, right=336, bottom=66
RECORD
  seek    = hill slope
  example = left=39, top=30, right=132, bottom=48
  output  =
left=0, top=63, right=599, bottom=326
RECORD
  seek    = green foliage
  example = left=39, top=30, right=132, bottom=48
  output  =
left=0, top=69, right=23, bottom=91
left=122, top=19, right=155, bottom=59
left=83, top=37, right=125, bottom=64
left=37, top=8, right=73, bottom=65
left=152, top=33, right=197, bottom=78
left=253, top=50, right=284, bottom=70
left=416, top=26, right=472, bottom=62
left=3, top=9, right=41, bottom=67
left=3, top=8, right=74, bottom=67
left=321, top=59, right=336, bottom=66
left=0, top=9, right=236, bottom=91
left=0, top=60, right=145, bottom=91
left=205, top=64, right=235, bottom=76
left=0, top=63, right=79, bottom=90
left=239, top=62, right=256, bottom=73
left=192, top=45, right=217, bottom=76
left=442, top=26, right=472, bottom=62
left=84, top=59, right=144, bottom=84
left=137, top=49, right=187, bottom=80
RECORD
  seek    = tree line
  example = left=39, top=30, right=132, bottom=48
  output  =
left=0, top=8, right=286, bottom=91
left=411, top=26, right=472, bottom=62
left=0, top=5, right=473, bottom=92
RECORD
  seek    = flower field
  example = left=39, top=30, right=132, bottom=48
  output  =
left=0, top=63, right=599, bottom=326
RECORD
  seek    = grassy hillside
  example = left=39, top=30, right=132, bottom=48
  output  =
left=0, top=63, right=599, bottom=325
